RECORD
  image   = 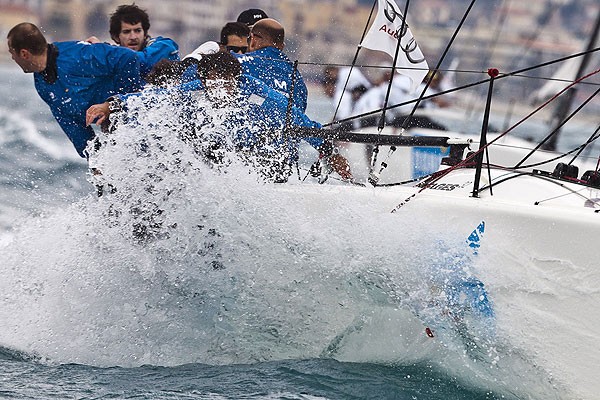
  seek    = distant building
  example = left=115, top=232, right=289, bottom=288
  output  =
left=0, top=0, right=43, bottom=60
left=0, top=0, right=596, bottom=115
left=0, top=0, right=43, bottom=29
left=138, top=0, right=279, bottom=53
left=278, top=0, right=372, bottom=63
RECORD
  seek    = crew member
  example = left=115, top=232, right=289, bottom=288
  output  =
left=219, top=22, right=250, bottom=54
left=322, top=66, right=371, bottom=123
left=151, top=22, right=249, bottom=86
left=177, top=19, right=308, bottom=112
left=237, top=8, right=268, bottom=27
left=7, top=22, right=143, bottom=158
left=235, top=18, right=309, bottom=112
left=87, top=4, right=179, bottom=77
left=86, top=52, right=352, bottom=182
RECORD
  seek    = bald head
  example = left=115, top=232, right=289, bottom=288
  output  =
left=249, top=18, right=285, bottom=51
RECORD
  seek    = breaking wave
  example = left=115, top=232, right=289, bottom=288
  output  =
left=0, top=91, right=564, bottom=399
left=0, top=106, right=88, bottom=232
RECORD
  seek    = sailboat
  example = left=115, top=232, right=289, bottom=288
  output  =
left=76, top=0, right=599, bottom=397
left=282, top=1, right=600, bottom=398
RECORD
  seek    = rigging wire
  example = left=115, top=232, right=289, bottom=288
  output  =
left=376, top=132, right=600, bottom=188
left=512, top=0, right=563, bottom=67
left=511, top=74, right=600, bottom=86
left=400, top=0, right=477, bottom=131
left=323, top=46, right=600, bottom=128
left=484, top=139, right=600, bottom=164
left=297, top=61, right=487, bottom=74
left=390, top=66, right=600, bottom=212
left=543, top=8, right=600, bottom=151
left=510, top=130, right=600, bottom=170
left=486, top=0, right=512, bottom=62
left=325, top=78, right=489, bottom=127
left=477, top=172, right=600, bottom=207
left=593, top=148, right=600, bottom=178
left=331, top=0, right=378, bottom=123
left=463, top=0, right=512, bottom=118
left=369, top=0, right=415, bottom=182
left=514, top=86, right=600, bottom=168
left=238, top=55, right=600, bottom=84
left=376, top=0, right=412, bottom=133
left=571, top=124, right=600, bottom=164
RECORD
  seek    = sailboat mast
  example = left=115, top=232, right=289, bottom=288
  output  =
left=542, top=8, right=600, bottom=151
left=331, top=0, right=378, bottom=124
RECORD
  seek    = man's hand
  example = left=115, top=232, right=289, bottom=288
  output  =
left=86, top=36, right=101, bottom=44
left=86, top=102, right=110, bottom=126
left=328, top=154, right=353, bottom=181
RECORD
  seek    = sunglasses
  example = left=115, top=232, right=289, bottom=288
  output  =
left=226, top=45, right=247, bottom=54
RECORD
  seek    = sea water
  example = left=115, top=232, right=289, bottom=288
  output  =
left=0, top=64, right=580, bottom=399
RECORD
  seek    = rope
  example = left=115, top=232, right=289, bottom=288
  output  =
left=390, top=66, right=600, bottom=212
left=514, top=87, right=600, bottom=168
left=569, top=124, right=600, bottom=165
left=324, top=47, right=600, bottom=128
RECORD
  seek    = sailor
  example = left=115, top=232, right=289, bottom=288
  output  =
left=235, top=19, right=309, bottom=113
left=219, top=22, right=250, bottom=54
left=86, top=4, right=179, bottom=78
left=322, top=66, right=371, bottom=123
left=415, top=71, right=451, bottom=109
left=86, top=52, right=352, bottom=182
left=148, top=22, right=249, bottom=87
left=322, top=67, right=353, bottom=121
left=179, top=19, right=308, bottom=113
left=350, top=70, right=414, bottom=127
left=7, top=22, right=143, bottom=158
left=236, top=8, right=269, bottom=27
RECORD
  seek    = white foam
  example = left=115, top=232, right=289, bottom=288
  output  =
left=0, top=91, right=564, bottom=399
left=0, top=232, right=13, bottom=248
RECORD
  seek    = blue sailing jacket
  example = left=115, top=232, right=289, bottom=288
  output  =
left=34, top=41, right=143, bottom=157
left=234, top=47, right=308, bottom=113
left=178, top=75, right=320, bottom=159
left=118, top=74, right=321, bottom=160
left=138, top=36, right=180, bottom=76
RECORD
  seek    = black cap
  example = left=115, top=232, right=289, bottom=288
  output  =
left=237, top=9, right=268, bottom=26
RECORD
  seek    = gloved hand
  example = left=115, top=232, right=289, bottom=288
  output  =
left=183, top=41, right=220, bottom=61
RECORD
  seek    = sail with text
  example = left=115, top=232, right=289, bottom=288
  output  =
left=362, top=0, right=429, bottom=94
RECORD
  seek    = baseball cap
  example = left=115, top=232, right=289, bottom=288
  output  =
left=237, top=9, right=268, bottom=26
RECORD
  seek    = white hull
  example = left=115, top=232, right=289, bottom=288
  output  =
left=332, top=122, right=598, bottom=184
left=284, top=165, right=600, bottom=399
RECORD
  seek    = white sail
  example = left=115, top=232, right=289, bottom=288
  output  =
left=530, top=56, right=581, bottom=103
left=362, top=0, right=429, bottom=94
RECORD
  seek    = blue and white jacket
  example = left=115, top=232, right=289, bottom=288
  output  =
left=137, top=36, right=180, bottom=76
left=117, top=74, right=322, bottom=161
left=233, top=47, right=308, bottom=113
left=34, top=41, right=143, bottom=157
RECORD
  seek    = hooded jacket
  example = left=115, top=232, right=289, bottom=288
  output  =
left=34, top=41, right=143, bottom=157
